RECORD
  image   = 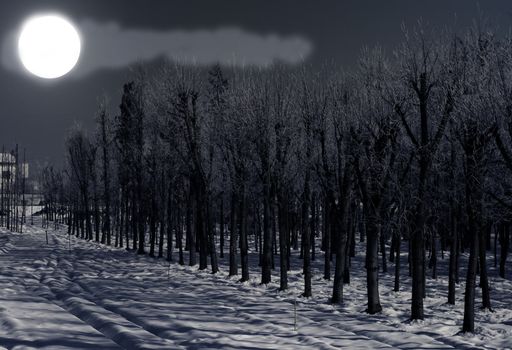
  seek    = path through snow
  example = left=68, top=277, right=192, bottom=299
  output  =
left=0, top=221, right=509, bottom=349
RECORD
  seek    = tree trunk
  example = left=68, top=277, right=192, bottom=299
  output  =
left=137, top=174, right=145, bottom=255
left=431, top=234, right=437, bottom=279
left=479, top=223, right=491, bottom=310
left=187, top=186, right=196, bottom=266
left=344, top=213, right=352, bottom=284
left=380, top=229, right=387, bottom=273
left=149, top=196, right=157, bottom=257
left=448, top=222, right=457, bottom=305
left=261, top=182, right=272, bottom=284
left=323, top=196, right=331, bottom=280
left=176, top=205, right=184, bottom=265
left=165, top=185, right=173, bottom=261
left=302, top=178, right=312, bottom=298
left=229, top=192, right=238, bottom=276
left=499, top=223, right=509, bottom=278
left=278, top=194, right=288, bottom=291
left=411, top=161, right=426, bottom=320
left=331, top=210, right=347, bottom=304
left=366, top=214, right=382, bottom=314
left=208, top=203, right=219, bottom=274
left=220, top=198, right=224, bottom=258
left=239, top=191, right=249, bottom=282
left=394, top=232, right=401, bottom=292
left=463, top=221, right=478, bottom=333
left=311, top=195, right=316, bottom=261
left=194, top=175, right=208, bottom=271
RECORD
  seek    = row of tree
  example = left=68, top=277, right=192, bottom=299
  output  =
left=41, top=23, right=512, bottom=333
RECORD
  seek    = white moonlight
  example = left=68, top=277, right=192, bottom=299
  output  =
left=18, top=14, right=81, bottom=79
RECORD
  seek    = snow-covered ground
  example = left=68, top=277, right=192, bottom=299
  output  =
left=0, top=220, right=510, bottom=349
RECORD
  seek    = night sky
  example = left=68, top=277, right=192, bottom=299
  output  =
left=1, top=0, right=512, bottom=166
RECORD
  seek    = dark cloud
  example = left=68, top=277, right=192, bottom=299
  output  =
left=2, top=19, right=313, bottom=78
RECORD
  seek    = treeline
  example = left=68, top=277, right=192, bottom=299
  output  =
left=42, top=24, right=512, bottom=333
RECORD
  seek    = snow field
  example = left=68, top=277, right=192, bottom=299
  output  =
left=0, top=220, right=510, bottom=349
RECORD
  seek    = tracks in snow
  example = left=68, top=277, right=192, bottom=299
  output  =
left=0, top=225, right=461, bottom=349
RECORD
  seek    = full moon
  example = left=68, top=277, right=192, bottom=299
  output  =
left=18, top=14, right=81, bottom=79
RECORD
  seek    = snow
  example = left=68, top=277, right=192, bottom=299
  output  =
left=0, top=220, right=510, bottom=349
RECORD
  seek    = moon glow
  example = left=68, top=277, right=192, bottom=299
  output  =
left=18, top=14, right=81, bottom=79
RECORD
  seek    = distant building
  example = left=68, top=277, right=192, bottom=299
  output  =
left=0, top=152, right=29, bottom=189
